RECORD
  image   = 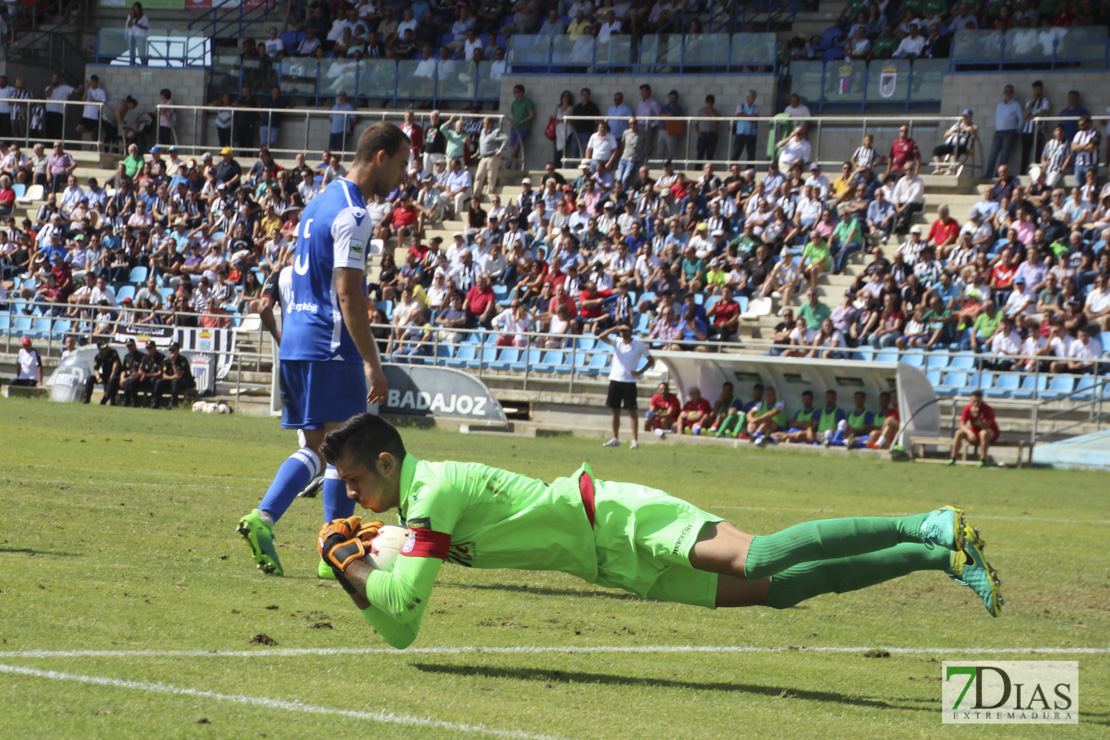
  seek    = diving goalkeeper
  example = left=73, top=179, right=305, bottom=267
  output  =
left=317, top=414, right=1002, bottom=649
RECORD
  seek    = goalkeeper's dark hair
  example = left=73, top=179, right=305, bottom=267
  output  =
left=353, top=122, right=410, bottom=166
left=322, top=413, right=407, bottom=468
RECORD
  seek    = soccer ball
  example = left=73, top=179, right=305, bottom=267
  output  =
left=204, top=402, right=219, bottom=414
left=192, top=401, right=206, bottom=413
left=217, top=403, right=231, bottom=415
left=365, top=524, right=411, bottom=572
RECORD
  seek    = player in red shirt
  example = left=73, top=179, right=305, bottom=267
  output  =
left=644, top=380, right=680, bottom=433
left=887, top=124, right=920, bottom=175
left=949, top=390, right=1000, bottom=467
left=677, top=386, right=712, bottom=435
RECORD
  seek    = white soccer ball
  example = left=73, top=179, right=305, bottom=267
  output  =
left=365, top=524, right=411, bottom=573
left=217, top=403, right=231, bottom=415
left=204, top=402, right=219, bottom=414
left=192, top=401, right=206, bottom=413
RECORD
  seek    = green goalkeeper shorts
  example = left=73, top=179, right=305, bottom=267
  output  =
left=590, top=479, right=722, bottom=609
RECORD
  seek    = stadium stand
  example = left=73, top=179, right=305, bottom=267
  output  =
left=1, top=0, right=1108, bottom=447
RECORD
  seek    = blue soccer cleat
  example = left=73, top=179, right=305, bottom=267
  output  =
left=946, top=525, right=1002, bottom=617
left=919, top=505, right=966, bottom=551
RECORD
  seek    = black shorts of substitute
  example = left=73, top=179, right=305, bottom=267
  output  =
left=606, top=380, right=639, bottom=410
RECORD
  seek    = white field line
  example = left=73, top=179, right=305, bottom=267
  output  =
left=1, top=476, right=242, bottom=492
left=0, top=664, right=564, bottom=740
left=2, top=646, right=1107, bottom=660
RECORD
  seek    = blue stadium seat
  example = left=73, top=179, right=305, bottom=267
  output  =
left=510, top=349, right=542, bottom=373
left=466, top=346, right=497, bottom=370
left=819, top=27, right=843, bottom=49
left=965, top=372, right=983, bottom=391
left=926, top=352, right=951, bottom=370
left=639, top=291, right=655, bottom=305
left=821, top=47, right=844, bottom=62
left=705, top=295, right=721, bottom=312
left=159, top=287, right=173, bottom=302
left=490, top=347, right=519, bottom=371
left=492, top=284, right=508, bottom=302
left=1099, top=332, right=1110, bottom=352
left=28, top=316, right=52, bottom=338
left=281, top=30, right=302, bottom=49
left=444, top=344, right=476, bottom=368
left=984, top=372, right=1021, bottom=398
left=128, top=266, right=148, bottom=284
left=375, top=300, right=393, bottom=319
left=12, top=314, right=32, bottom=333
left=13, top=183, right=25, bottom=198
left=433, top=343, right=453, bottom=363
left=948, top=353, right=976, bottom=370
left=853, top=347, right=875, bottom=362
left=116, top=285, right=136, bottom=303
left=544, top=350, right=571, bottom=374
left=937, top=371, right=967, bottom=397
left=737, top=296, right=749, bottom=312
left=0, top=313, right=10, bottom=332
left=925, top=369, right=942, bottom=385
left=875, top=351, right=898, bottom=363
left=575, top=334, right=597, bottom=351
left=1011, top=374, right=1047, bottom=400
left=900, top=350, right=925, bottom=368
left=585, top=350, right=611, bottom=376
left=634, top=313, right=650, bottom=333
left=1044, top=374, right=1076, bottom=399
left=1074, top=376, right=1101, bottom=401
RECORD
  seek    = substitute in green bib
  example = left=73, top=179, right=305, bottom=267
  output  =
left=315, top=414, right=1002, bottom=649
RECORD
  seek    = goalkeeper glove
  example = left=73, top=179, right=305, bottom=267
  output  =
left=317, top=516, right=366, bottom=573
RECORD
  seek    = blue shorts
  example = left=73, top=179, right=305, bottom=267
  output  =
left=510, top=127, right=529, bottom=148
left=280, top=360, right=366, bottom=430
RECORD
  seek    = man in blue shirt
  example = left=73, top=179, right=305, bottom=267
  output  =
left=732, top=89, right=759, bottom=163
left=329, top=91, right=356, bottom=152
left=985, top=84, right=1023, bottom=175
left=238, top=122, right=410, bottom=579
left=1057, top=89, right=1089, bottom=143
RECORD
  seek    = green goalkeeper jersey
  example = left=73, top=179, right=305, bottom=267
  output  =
left=362, top=455, right=599, bottom=648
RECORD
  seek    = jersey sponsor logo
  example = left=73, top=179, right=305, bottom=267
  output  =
left=407, top=516, right=431, bottom=530
left=293, top=252, right=310, bottom=275
left=349, top=238, right=365, bottom=260
left=671, top=523, right=694, bottom=555
left=400, top=528, right=451, bottom=560
left=351, top=207, right=367, bottom=226
left=447, top=541, right=475, bottom=567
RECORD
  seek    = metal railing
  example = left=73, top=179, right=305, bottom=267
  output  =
left=507, top=32, right=778, bottom=75
left=188, top=0, right=276, bottom=43
left=0, top=97, right=111, bottom=153
left=4, top=298, right=1108, bottom=417
left=949, top=26, right=1109, bottom=71
left=4, top=29, right=88, bottom=87
left=559, top=110, right=1096, bottom=174
left=156, top=103, right=510, bottom=160
left=94, top=27, right=212, bottom=67
left=210, top=54, right=504, bottom=108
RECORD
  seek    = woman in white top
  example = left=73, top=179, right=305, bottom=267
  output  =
left=125, top=2, right=151, bottom=66
left=492, top=300, right=533, bottom=349
left=554, top=90, right=574, bottom=167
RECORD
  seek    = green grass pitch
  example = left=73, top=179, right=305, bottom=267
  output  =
left=0, top=397, right=1107, bottom=738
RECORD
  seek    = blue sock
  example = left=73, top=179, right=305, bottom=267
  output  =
left=323, top=465, right=356, bottom=522
left=258, top=447, right=322, bottom=523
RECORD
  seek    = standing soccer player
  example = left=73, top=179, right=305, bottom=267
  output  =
left=315, top=415, right=1002, bottom=650
left=237, top=123, right=410, bottom=577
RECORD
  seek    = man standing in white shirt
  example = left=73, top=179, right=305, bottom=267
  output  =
left=0, top=74, right=13, bottom=140
left=44, top=72, right=76, bottom=142
left=599, top=322, right=655, bottom=449
left=585, top=121, right=618, bottom=170
left=77, top=75, right=108, bottom=144
left=985, top=84, right=1023, bottom=175
left=891, top=161, right=925, bottom=235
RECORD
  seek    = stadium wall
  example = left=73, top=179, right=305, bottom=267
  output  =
left=940, top=70, right=1110, bottom=175
left=500, top=73, right=778, bottom=172
left=88, top=65, right=208, bottom=148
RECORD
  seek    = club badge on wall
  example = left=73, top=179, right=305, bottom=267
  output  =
left=880, top=66, right=898, bottom=99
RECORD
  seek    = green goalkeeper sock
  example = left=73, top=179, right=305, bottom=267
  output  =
left=745, top=512, right=929, bottom=580
left=766, top=543, right=950, bottom=609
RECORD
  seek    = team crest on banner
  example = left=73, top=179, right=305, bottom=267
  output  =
left=880, top=65, right=898, bottom=99
left=837, top=64, right=854, bottom=96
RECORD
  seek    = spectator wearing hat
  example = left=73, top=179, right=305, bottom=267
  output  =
left=85, top=339, right=123, bottom=405
left=13, top=337, right=42, bottom=387
left=151, top=341, right=194, bottom=409
left=215, top=147, right=241, bottom=192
